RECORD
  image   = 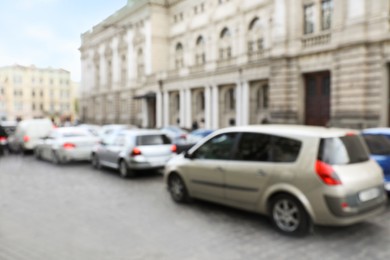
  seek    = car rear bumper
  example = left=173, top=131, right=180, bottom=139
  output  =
left=320, top=187, right=387, bottom=226
left=58, top=148, right=92, bottom=162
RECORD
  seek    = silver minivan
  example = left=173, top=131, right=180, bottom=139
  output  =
left=91, top=129, right=176, bottom=178
left=164, top=125, right=387, bottom=236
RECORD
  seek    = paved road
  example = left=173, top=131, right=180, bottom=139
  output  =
left=0, top=154, right=389, bottom=260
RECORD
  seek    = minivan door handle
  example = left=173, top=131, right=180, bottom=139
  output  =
left=257, top=170, right=267, bottom=177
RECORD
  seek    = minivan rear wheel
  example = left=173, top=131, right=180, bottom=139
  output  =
left=168, top=174, right=190, bottom=203
left=270, top=194, right=311, bottom=237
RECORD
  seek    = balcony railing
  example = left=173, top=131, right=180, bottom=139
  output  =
left=247, top=49, right=268, bottom=63
left=217, top=57, right=237, bottom=68
left=302, top=32, right=331, bottom=48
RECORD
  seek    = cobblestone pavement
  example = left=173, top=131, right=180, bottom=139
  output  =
left=0, top=154, right=389, bottom=260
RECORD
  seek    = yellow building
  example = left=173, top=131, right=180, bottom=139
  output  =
left=0, top=65, right=78, bottom=122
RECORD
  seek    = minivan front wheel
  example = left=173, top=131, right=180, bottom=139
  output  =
left=270, top=194, right=311, bottom=236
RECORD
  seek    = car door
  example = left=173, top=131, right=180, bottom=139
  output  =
left=184, top=132, right=238, bottom=202
left=106, top=134, right=127, bottom=168
left=98, top=134, right=117, bottom=167
left=224, top=133, right=275, bottom=208
left=42, top=131, right=57, bottom=160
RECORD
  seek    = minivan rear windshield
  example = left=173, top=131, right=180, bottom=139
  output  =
left=363, top=135, right=390, bottom=156
left=318, top=135, right=369, bottom=165
left=136, top=135, right=171, bottom=146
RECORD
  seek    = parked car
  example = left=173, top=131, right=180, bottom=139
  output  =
left=77, top=124, right=101, bottom=136
left=91, top=129, right=176, bottom=178
left=34, top=127, right=99, bottom=164
left=362, top=128, right=390, bottom=192
left=0, top=121, right=17, bottom=155
left=98, top=124, right=137, bottom=140
left=164, top=125, right=387, bottom=236
left=187, top=129, right=214, bottom=144
left=8, top=118, right=54, bottom=154
left=161, top=126, right=189, bottom=145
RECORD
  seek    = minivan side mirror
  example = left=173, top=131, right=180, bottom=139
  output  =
left=184, top=150, right=193, bottom=160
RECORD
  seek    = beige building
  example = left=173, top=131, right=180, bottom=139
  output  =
left=80, top=0, right=390, bottom=129
left=0, top=65, right=78, bottom=122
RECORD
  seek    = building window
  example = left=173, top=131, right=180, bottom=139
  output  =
left=321, top=0, right=333, bottom=30
left=137, top=49, right=145, bottom=77
left=257, top=85, right=269, bottom=110
left=195, top=36, right=206, bottom=65
left=175, top=43, right=184, bottom=69
left=121, top=54, right=127, bottom=87
left=32, top=90, right=35, bottom=97
left=219, top=28, right=232, bottom=60
left=248, top=17, right=264, bottom=54
left=107, top=59, right=112, bottom=87
left=198, top=92, right=205, bottom=111
left=225, top=88, right=235, bottom=111
left=175, top=94, right=180, bottom=110
left=304, top=4, right=315, bottom=34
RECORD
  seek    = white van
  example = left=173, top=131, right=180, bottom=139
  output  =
left=9, top=119, right=54, bottom=153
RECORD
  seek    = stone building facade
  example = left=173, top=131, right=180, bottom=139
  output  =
left=0, top=65, right=78, bottom=121
left=80, top=0, right=390, bottom=129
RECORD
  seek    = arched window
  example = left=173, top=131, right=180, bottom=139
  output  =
left=197, top=91, right=205, bottom=111
left=248, top=17, right=264, bottom=55
left=257, top=85, right=269, bottom=110
left=137, top=48, right=144, bottom=77
left=175, top=42, right=184, bottom=69
left=219, top=27, right=232, bottom=60
left=195, top=36, right=206, bottom=65
left=225, top=87, right=235, bottom=111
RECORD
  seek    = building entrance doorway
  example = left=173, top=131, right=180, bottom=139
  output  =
left=304, top=71, right=331, bottom=126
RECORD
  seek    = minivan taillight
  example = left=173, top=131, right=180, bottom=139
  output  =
left=23, top=135, right=30, bottom=143
left=315, top=160, right=342, bottom=185
left=63, top=143, right=76, bottom=149
left=131, top=147, right=142, bottom=156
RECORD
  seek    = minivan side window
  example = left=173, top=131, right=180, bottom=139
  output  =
left=272, top=136, right=302, bottom=163
left=234, top=133, right=301, bottom=163
left=235, top=133, right=272, bottom=162
left=193, top=133, right=237, bottom=160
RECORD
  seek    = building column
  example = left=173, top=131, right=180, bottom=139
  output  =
left=235, top=82, right=242, bottom=126
left=163, top=91, right=169, bottom=126
left=156, top=91, right=163, bottom=128
left=212, top=85, right=219, bottom=129
left=205, top=86, right=212, bottom=129
left=241, top=81, right=250, bottom=126
left=185, top=89, right=192, bottom=128
left=180, top=89, right=186, bottom=127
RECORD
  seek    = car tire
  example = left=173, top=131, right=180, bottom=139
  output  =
left=91, top=154, right=101, bottom=169
left=34, top=148, right=42, bottom=160
left=119, top=160, right=135, bottom=178
left=51, top=150, right=62, bottom=165
left=269, top=194, right=311, bottom=237
left=168, top=173, right=190, bottom=203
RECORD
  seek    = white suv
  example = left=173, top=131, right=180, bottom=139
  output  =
left=164, top=125, right=387, bottom=236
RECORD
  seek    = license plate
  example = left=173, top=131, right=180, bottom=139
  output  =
left=385, top=183, right=390, bottom=191
left=358, top=188, right=380, bottom=202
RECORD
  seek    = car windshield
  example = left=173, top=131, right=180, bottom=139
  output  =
left=61, top=132, right=89, bottom=138
left=318, top=135, right=369, bottom=165
left=363, top=135, right=390, bottom=155
left=136, top=135, right=171, bottom=146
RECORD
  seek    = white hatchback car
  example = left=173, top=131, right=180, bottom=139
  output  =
left=164, top=125, right=387, bottom=236
left=35, top=127, right=99, bottom=164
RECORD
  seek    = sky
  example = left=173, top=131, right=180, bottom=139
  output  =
left=0, top=0, right=127, bottom=81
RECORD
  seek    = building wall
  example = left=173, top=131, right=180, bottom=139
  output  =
left=0, top=65, right=77, bottom=122
left=80, top=0, right=390, bottom=129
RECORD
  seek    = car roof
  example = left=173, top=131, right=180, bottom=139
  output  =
left=362, top=128, right=390, bottom=135
left=215, top=125, right=359, bottom=138
left=55, top=127, right=90, bottom=134
left=121, top=129, right=165, bottom=136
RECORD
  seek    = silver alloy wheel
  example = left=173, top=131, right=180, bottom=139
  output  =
left=119, top=160, right=128, bottom=178
left=272, top=199, right=300, bottom=233
left=170, top=175, right=185, bottom=201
